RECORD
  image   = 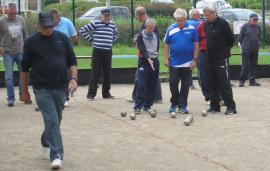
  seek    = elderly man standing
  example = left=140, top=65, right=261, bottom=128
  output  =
left=0, top=2, right=27, bottom=106
left=203, top=6, right=237, bottom=115
left=238, top=13, right=261, bottom=87
left=20, top=12, right=78, bottom=169
left=164, top=8, right=199, bottom=114
left=80, top=8, right=119, bottom=100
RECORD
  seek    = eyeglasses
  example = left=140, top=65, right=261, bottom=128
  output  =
left=42, top=26, right=54, bottom=29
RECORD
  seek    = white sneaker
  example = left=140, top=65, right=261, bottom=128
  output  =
left=64, top=101, right=69, bottom=107
left=51, top=158, right=63, bottom=170
left=41, top=146, right=50, bottom=160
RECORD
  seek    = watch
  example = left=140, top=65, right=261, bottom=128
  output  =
left=71, top=77, right=78, bottom=83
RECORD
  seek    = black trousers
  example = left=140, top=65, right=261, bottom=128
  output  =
left=206, top=59, right=236, bottom=110
left=88, top=48, right=112, bottom=98
left=239, top=50, right=258, bottom=82
left=169, top=67, right=191, bottom=108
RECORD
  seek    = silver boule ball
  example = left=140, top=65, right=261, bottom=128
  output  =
left=120, top=111, right=127, bottom=117
left=201, top=110, right=207, bottom=117
left=170, top=112, right=176, bottom=119
left=184, top=115, right=194, bottom=126
left=149, top=109, right=157, bottom=118
left=130, top=113, right=136, bottom=120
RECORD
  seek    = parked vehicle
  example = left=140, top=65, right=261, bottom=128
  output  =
left=191, top=0, right=232, bottom=18
left=78, top=6, right=131, bottom=21
left=151, top=0, right=175, bottom=3
left=217, top=8, right=267, bottom=23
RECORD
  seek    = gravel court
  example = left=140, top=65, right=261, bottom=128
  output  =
left=0, top=79, right=270, bottom=171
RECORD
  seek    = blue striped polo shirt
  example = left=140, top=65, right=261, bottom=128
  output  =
left=164, top=22, right=199, bottom=67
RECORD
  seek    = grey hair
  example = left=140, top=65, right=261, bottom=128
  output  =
left=173, top=8, right=187, bottom=19
left=190, top=9, right=200, bottom=17
left=145, top=18, right=156, bottom=27
left=203, top=6, right=216, bottom=14
left=135, top=6, right=147, bottom=17
left=50, top=8, right=60, bottom=16
left=8, top=2, right=17, bottom=9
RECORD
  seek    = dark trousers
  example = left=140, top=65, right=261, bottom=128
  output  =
left=206, top=59, right=236, bottom=110
left=169, top=67, right=191, bottom=108
left=88, top=48, right=112, bottom=98
left=198, top=51, right=210, bottom=101
left=132, top=70, right=162, bottom=101
left=134, top=59, right=159, bottom=109
left=239, top=50, right=258, bottom=82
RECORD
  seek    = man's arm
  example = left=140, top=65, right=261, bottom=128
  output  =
left=190, top=42, right=199, bottom=69
left=68, top=65, right=78, bottom=94
left=164, top=43, right=169, bottom=67
left=20, top=72, right=32, bottom=104
left=224, top=20, right=235, bottom=48
left=70, top=35, right=78, bottom=44
left=79, top=21, right=95, bottom=42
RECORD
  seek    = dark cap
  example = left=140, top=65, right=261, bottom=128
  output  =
left=101, top=8, right=110, bottom=15
left=38, top=12, right=55, bottom=27
left=250, top=13, right=258, bottom=19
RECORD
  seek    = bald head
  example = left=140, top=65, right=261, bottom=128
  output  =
left=135, top=6, right=147, bottom=22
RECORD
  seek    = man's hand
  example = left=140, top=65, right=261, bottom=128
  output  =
left=164, top=58, right=169, bottom=67
left=190, top=60, right=197, bottom=70
left=132, top=34, right=138, bottom=43
left=20, top=90, right=32, bottom=104
left=148, top=58, right=155, bottom=71
left=68, top=79, right=78, bottom=96
left=0, top=47, right=5, bottom=56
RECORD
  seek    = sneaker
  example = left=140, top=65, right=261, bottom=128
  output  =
left=239, top=81, right=245, bottom=87
left=206, top=108, right=221, bottom=113
left=134, top=108, right=141, bottom=114
left=205, top=100, right=210, bottom=105
left=142, top=106, right=151, bottom=112
left=51, top=158, right=63, bottom=170
left=249, top=81, right=261, bottom=86
left=103, top=94, right=115, bottom=99
left=169, top=105, right=176, bottom=113
left=87, top=94, right=94, bottom=101
left=41, top=146, right=50, bottom=160
left=126, top=97, right=134, bottom=102
left=179, top=107, right=189, bottom=114
left=7, top=101, right=14, bottom=107
left=64, top=100, right=69, bottom=107
left=190, top=84, right=196, bottom=90
left=225, top=108, right=237, bottom=115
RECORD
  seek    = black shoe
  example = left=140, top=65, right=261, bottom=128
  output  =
left=206, top=108, right=221, bottom=113
left=239, top=81, right=245, bottom=87
left=142, top=106, right=151, bottom=112
left=87, top=94, right=95, bottom=100
left=103, top=95, right=115, bottom=99
left=7, top=101, right=14, bottom=107
left=249, top=81, right=260, bottom=86
left=225, top=108, right=237, bottom=115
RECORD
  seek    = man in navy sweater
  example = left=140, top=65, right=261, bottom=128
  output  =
left=20, top=12, right=78, bottom=170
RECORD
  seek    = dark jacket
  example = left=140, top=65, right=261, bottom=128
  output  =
left=238, top=23, right=260, bottom=52
left=204, top=17, right=235, bottom=62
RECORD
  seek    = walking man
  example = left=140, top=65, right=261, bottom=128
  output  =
left=203, top=6, right=237, bottom=115
left=20, top=12, right=78, bottom=169
left=80, top=8, right=119, bottom=100
left=238, top=13, right=261, bottom=87
left=0, top=2, right=27, bottom=106
left=164, top=8, right=199, bottom=114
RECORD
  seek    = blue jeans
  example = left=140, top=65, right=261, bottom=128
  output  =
left=34, top=88, right=65, bottom=161
left=197, top=51, right=210, bottom=101
left=3, top=53, right=22, bottom=102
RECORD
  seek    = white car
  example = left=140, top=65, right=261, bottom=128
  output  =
left=192, top=0, right=232, bottom=18
left=151, top=0, right=175, bottom=3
